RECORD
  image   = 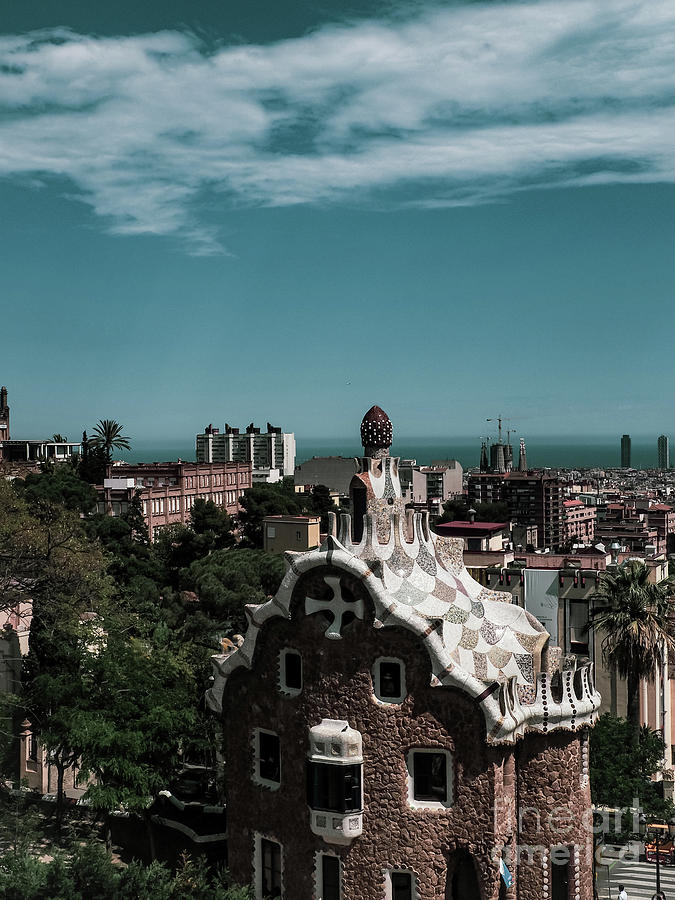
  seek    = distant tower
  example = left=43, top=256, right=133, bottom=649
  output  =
left=493, top=442, right=506, bottom=474
left=658, top=435, right=670, bottom=470
left=504, top=441, right=513, bottom=473
left=621, top=434, right=631, bottom=468
left=518, top=437, right=528, bottom=472
left=479, top=441, right=489, bottom=473
left=0, top=386, right=9, bottom=441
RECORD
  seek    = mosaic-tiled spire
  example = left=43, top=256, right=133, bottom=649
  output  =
left=361, top=406, right=392, bottom=458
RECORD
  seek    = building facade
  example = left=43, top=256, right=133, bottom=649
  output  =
left=208, top=408, right=600, bottom=900
left=99, top=461, right=252, bottom=539
left=197, top=423, right=296, bottom=478
left=563, top=500, right=596, bottom=546
left=263, top=515, right=321, bottom=554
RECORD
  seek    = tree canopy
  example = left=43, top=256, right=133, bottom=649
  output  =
left=90, top=419, right=131, bottom=463
left=591, top=560, right=675, bottom=741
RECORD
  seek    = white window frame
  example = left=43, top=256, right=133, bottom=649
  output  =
left=252, top=728, right=281, bottom=790
left=373, top=657, right=407, bottom=705
left=383, top=868, right=418, bottom=900
left=279, top=648, right=302, bottom=696
left=254, top=832, right=283, bottom=900
left=406, top=748, right=453, bottom=810
left=314, top=851, right=342, bottom=900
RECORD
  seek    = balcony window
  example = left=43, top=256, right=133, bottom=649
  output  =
left=307, top=762, right=361, bottom=813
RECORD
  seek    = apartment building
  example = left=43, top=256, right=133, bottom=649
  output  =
left=197, top=423, right=295, bottom=478
left=99, top=460, right=252, bottom=539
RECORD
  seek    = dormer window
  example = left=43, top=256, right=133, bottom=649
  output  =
left=373, top=658, right=406, bottom=704
left=279, top=649, right=302, bottom=695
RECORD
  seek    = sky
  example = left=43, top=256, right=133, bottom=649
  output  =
left=2, top=0, right=675, bottom=443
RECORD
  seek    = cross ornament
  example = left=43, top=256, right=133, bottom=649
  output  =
left=305, top=575, right=364, bottom=640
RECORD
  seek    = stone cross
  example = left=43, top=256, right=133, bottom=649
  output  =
left=305, top=575, right=364, bottom=640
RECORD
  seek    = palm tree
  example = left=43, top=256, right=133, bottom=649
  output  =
left=90, top=419, right=131, bottom=463
left=591, top=560, right=675, bottom=744
left=51, top=433, right=67, bottom=443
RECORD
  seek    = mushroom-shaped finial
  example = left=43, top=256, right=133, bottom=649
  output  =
left=360, top=406, right=393, bottom=457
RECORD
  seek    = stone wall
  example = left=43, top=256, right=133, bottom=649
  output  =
left=221, top=590, right=589, bottom=899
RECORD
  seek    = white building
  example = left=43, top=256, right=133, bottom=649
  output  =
left=196, top=422, right=296, bottom=478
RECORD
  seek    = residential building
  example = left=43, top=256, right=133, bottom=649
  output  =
left=621, top=434, right=631, bottom=468
left=659, top=434, right=670, bottom=470
left=263, top=515, right=321, bottom=554
left=563, top=499, right=596, bottom=545
left=595, top=502, right=661, bottom=554
left=468, top=471, right=565, bottom=549
left=196, top=423, right=295, bottom=477
left=207, top=407, right=599, bottom=900
left=98, top=460, right=252, bottom=540
left=401, top=460, right=463, bottom=510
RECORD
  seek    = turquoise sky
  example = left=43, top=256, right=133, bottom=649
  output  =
left=2, top=1, right=675, bottom=442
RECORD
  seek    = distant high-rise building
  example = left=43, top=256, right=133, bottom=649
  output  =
left=0, top=386, right=9, bottom=441
left=658, top=434, right=670, bottom=469
left=196, top=422, right=296, bottom=477
left=621, top=434, right=631, bottom=468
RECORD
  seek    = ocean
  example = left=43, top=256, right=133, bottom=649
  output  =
left=114, top=436, right=668, bottom=471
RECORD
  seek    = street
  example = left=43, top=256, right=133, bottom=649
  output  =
left=597, top=857, right=675, bottom=899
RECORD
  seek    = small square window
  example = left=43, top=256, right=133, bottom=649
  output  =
left=253, top=729, right=280, bottom=789
left=373, top=658, right=406, bottom=704
left=407, top=749, right=452, bottom=809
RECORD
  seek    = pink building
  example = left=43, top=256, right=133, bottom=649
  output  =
left=98, top=460, right=252, bottom=539
left=563, top=500, right=596, bottom=545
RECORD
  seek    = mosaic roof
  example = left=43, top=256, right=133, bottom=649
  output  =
left=207, top=412, right=600, bottom=744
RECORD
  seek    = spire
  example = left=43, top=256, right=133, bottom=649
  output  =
left=494, top=443, right=506, bottom=474
left=480, top=441, right=489, bottom=473
left=360, top=406, right=392, bottom=458
left=518, top=438, right=528, bottom=472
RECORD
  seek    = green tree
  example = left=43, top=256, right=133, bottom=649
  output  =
left=237, top=483, right=301, bottom=548
left=183, top=548, right=285, bottom=637
left=590, top=713, right=673, bottom=818
left=591, top=560, right=675, bottom=744
left=90, top=419, right=131, bottom=464
left=78, top=430, right=107, bottom=485
left=303, top=484, right=338, bottom=533
left=17, top=464, right=98, bottom=515
left=51, top=433, right=67, bottom=443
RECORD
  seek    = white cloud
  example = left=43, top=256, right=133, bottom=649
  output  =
left=1, top=1, right=675, bottom=252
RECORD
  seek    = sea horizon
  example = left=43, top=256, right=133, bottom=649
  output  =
left=111, top=434, right=672, bottom=472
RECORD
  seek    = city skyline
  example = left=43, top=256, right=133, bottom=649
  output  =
left=3, top=0, right=675, bottom=440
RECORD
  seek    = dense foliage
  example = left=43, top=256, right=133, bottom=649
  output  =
left=0, top=844, right=252, bottom=899
left=590, top=713, right=674, bottom=819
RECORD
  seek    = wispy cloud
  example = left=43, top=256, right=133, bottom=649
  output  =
left=1, top=1, right=675, bottom=252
